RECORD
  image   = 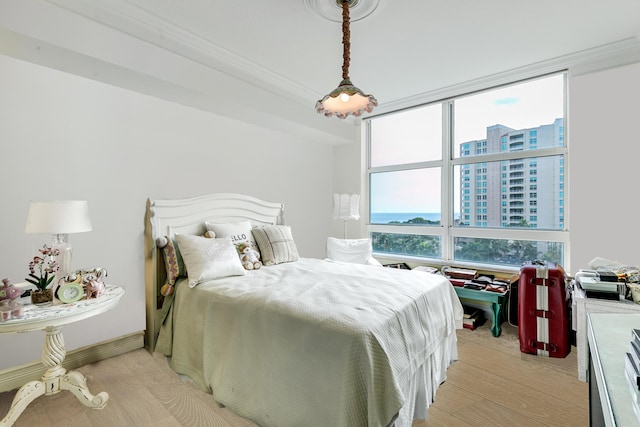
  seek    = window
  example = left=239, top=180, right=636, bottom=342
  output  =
left=366, top=73, right=567, bottom=269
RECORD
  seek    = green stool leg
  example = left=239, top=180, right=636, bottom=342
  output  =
left=490, top=302, right=502, bottom=337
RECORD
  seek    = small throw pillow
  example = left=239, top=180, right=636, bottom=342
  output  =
left=252, top=225, right=299, bottom=266
left=205, top=221, right=260, bottom=255
left=326, top=237, right=373, bottom=265
left=175, top=234, right=245, bottom=287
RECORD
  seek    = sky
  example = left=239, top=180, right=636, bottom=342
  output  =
left=370, top=74, right=564, bottom=213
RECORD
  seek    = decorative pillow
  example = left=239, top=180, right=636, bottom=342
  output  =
left=252, top=225, right=299, bottom=266
left=157, top=236, right=186, bottom=286
left=326, top=237, right=373, bottom=265
left=205, top=221, right=260, bottom=255
left=175, top=234, right=245, bottom=288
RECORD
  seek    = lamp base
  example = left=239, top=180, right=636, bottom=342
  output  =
left=51, top=234, right=73, bottom=280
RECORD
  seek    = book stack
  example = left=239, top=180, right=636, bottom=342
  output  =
left=485, top=279, right=509, bottom=294
left=576, top=269, right=622, bottom=300
left=442, top=268, right=509, bottom=294
left=626, top=329, right=640, bottom=392
left=443, top=267, right=477, bottom=287
left=413, top=266, right=438, bottom=274
left=462, top=305, right=484, bottom=330
left=445, top=268, right=477, bottom=280
left=383, top=262, right=411, bottom=270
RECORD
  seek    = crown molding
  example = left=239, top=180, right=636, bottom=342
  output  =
left=0, top=25, right=357, bottom=145
left=371, top=37, right=640, bottom=117
left=43, top=0, right=322, bottom=105
left=41, top=1, right=640, bottom=126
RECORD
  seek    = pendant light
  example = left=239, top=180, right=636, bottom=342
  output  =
left=316, top=0, right=377, bottom=119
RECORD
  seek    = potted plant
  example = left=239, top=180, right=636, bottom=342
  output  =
left=25, top=245, right=60, bottom=305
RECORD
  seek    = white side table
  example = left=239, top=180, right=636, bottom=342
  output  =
left=573, top=285, right=640, bottom=381
left=0, top=285, right=124, bottom=426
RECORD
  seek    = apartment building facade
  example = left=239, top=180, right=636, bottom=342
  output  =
left=459, top=118, right=564, bottom=230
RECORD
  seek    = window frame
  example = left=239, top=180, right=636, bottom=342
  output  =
left=364, top=72, right=569, bottom=272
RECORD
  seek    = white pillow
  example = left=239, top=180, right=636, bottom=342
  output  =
left=205, top=220, right=260, bottom=254
left=366, top=257, right=383, bottom=267
left=175, top=234, right=245, bottom=287
left=326, top=237, right=373, bottom=265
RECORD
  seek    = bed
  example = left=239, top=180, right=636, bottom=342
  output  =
left=144, top=193, right=463, bottom=427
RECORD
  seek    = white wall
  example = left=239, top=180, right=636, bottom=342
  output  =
left=0, top=55, right=335, bottom=370
left=569, top=61, right=640, bottom=271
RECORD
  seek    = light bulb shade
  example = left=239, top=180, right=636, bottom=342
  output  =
left=333, top=193, right=360, bottom=220
left=25, top=200, right=92, bottom=235
left=316, top=79, right=378, bottom=119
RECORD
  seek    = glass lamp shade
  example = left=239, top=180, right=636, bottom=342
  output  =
left=316, top=79, right=378, bottom=119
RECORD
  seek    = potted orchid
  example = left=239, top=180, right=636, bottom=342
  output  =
left=25, top=245, right=60, bottom=304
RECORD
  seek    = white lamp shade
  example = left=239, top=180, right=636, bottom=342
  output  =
left=333, top=194, right=360, bottom=221
left=25, top=200, right=92, bottom=235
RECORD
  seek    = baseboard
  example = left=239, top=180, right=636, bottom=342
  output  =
left=0, top=331, right=144, bottom=393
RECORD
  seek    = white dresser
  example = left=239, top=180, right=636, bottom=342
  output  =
left=588, top=313, right=640, bottom=426
left=574, top=286, right=640, bottom=381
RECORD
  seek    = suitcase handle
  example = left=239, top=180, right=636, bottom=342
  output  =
left=531, top=277, right=555, bottom=287
left=531, top=309, right=553, bottom=319
left=530, top=340, right=558, bottom=353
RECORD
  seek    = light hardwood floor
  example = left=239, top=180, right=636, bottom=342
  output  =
left=0, top=322, right=588, bottom=426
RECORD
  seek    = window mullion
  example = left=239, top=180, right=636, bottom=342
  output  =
left=451, top=146, right=566, bottom=166
left=441, top=101, right=454, bottom=261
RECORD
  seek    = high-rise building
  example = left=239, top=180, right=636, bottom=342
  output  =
left=459, top=118, right=564, bottom=230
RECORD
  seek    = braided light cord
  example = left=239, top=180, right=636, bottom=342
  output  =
left=341, top=0, right=350, bottom=80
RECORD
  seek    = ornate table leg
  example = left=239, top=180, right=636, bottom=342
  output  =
left=0, top=381, right=45, bottom=427
left=41, top=326, right=109, bottom=408
left=60, top=371, right=108, bottom=408
left=41, top=325, right=67, bottom=394
left=0, top=326, right=109, bottom=426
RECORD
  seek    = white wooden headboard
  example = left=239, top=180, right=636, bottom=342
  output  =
left=144, top=193, right=285, bottom=351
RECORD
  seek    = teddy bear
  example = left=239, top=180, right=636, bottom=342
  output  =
left=237, top=242, right=262, bottom=270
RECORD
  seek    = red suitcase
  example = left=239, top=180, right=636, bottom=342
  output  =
left=518, top=260, right=570, bottom=357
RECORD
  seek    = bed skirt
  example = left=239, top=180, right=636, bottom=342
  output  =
left=393, top=331, right=458, bottom=426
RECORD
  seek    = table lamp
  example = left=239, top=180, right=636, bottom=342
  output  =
left=333, top=193, right=360, bottom=238
left=25, top=200, right=92, bottom=279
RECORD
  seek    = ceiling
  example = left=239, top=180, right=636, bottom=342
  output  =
left=1, top=0, right=640, bottom=144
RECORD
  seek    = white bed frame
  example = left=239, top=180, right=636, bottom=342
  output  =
left=144, top=193, right=284, bottom=352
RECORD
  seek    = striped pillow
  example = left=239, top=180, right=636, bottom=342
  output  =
left=252, top=225, right=299, bottom=266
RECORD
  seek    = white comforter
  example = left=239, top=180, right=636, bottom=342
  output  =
left=157, top=258, right=463, bottom=427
